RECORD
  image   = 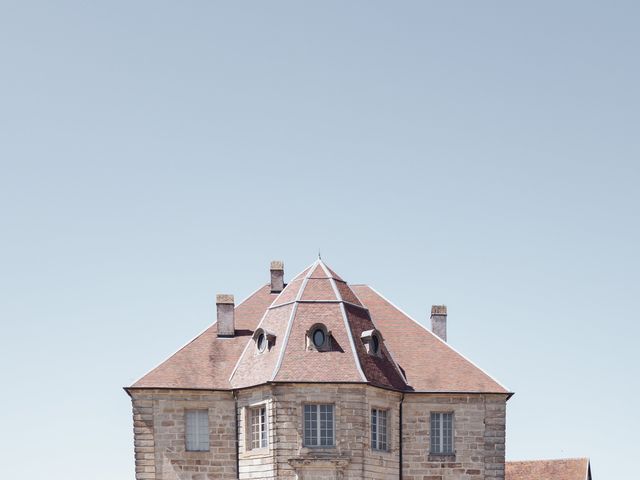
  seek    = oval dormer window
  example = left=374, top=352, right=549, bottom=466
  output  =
left=257, top=333, right=267, bottom=353
left=371, top=333, right=380, bottom=354
left=312, top=328, right=325, bottom=348
left=360, top=329, right=383, bottom=357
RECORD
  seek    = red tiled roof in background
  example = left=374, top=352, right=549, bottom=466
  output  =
left=130, top=259, right=509, bottom=395
left=506, top=458, right=591, bottom=480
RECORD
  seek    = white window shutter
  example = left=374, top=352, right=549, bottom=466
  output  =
left=185, top=410, right=209, bottom=451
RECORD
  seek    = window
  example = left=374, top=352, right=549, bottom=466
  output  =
left=360, top=329, right=383, bottom=356
left=430, top=412, right=453, bottom=454
left=307, top=324, right=330, bottom=351
left=312, top=328, right=325, bottom=348
left=253, top=328, right=275, bottom=353
left=304, top=404, right=334, bottom=447
left=371, top=333, right=380, bottom=354
left=257, top=333, right=267, bottom=353
left=185, top=410, right=209, bottom=451
left=249, top=406, right=268, bottom=449
left=371, top=408, right=388, bottom=451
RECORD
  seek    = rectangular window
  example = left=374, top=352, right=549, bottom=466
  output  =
left=185, top=410, right=209, bottom=451
left=304, top=404, right=334, bottom=447
left=371, top=408, right=388, bottom=451
left=430, top=412, right=453, bottom=454
left=250, top=406, right=268, bottom=449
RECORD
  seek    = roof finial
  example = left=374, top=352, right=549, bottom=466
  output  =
left=318, top=249, right=322, bottom=260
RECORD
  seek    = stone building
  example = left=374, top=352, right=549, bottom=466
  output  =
left=125, top=259, right=587, bottom=480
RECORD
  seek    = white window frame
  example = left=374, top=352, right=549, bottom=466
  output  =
left=371, top=408, right=388, bottom=451
left=430, top=411, right=454, bottom=455
left=303, top=404, right=335, bottom=447
left=248, top=405, right=268, bottom=450
left=185, top=409, right=210, bottom=452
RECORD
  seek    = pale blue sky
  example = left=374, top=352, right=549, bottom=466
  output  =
left=1, top=2, right=638, bottom=478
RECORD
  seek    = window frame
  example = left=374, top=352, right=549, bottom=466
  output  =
left=303, top=403, right=335, bottom=447
left=370, top=408, right=389, bottom=451
left=360, top=329, right=384, bottom=357
left=430, top=411, right=454, bottom=455
left=252, top=328, right=275, bottom=354
left=306, top=323, right=331, bottom=352
left=248, top=404, right=268, bottom=450
left=185, top=409, right=210, bottom=452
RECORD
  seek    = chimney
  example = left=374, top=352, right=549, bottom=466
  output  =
left=270, top=260, right=284, bottom=293
left=431, top=305, right=447, bottom=342
left=216, top=294, right=235, bottom=337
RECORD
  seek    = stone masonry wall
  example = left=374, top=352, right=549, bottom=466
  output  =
left=402, top=393, right=507, bottom=480
left=129, top=389, right=237, bottom=480
left=483, top=395, right=507, bottom=480
left=272, top=383, right=368, bottom=479
left=237, top=385, right=277, bottom=479
left=269, top=383, right=404, bottom=480
left=132, top=392, right=156, bottom=480
left=130, top=387, right=506, bottom=480
left=363, top=386, right=402, bottom=479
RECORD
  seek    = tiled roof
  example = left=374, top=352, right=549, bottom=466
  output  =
left=351, top=284, right=508, bottom=393
left=129, top=284, right=277, bottom=389
left=230, top=260, right=407, bottom=390
left=130, top=259, right=509, bottom=394
left=506, top=458, right=591, bottom=480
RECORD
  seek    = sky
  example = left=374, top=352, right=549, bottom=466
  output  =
left=0, top=1, right=638, bottom=478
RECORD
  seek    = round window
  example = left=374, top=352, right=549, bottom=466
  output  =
left=312, top=328, right=326, bottom=348
left=257, top=333, right=266, bottom=352
left=371, top=334, right=380, bottom=354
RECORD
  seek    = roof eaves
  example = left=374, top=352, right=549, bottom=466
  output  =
left=130, top=283, right=270, bottom=389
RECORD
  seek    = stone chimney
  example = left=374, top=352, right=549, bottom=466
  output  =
left=270, top=260, right=284, bottom=293
left=431, top=305, right=447, bottom=342
left=216, top=294, right=235, bottom=337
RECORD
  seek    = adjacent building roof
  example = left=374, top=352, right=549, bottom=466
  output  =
left=130, top=259, right=509, bottom=394
left=506, top=458, right=591, bottom=480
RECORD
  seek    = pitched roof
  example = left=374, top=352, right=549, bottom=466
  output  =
left=229, top=260, right=407, bottom=390
left=506, top=458, right=591, bottom=480
left=130, top=259, right=509, bottom=394
left=129, top=284, right=277, bottom=389
left=351, top=284, right=508, bottom=393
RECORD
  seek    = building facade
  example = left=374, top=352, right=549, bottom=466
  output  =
left=126, top=259, right=512, bottom=480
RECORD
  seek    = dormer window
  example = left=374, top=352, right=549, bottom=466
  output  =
left=361, top=329, right=383, bottom=357
left=252, top=328, right=275, bottom=353
left=257, top=333, right=267, bottom=353
left=371, top=333, right=380, bottom=354
left=313, top=328, right=325, bottom=348
left=306, top=324, right=331, bottom=351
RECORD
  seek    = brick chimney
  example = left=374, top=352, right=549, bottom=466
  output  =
left=216, top=294, right=235, bottom=337
left=431, top=305, right=447, bottom=342
left=270, top=260, right=284, bottom=293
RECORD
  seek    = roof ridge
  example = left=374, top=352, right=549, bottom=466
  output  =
left=319, top=260, right=367, bottom=382
left=350, top=286, right=408, bottom=385
left=228, top=286, right=281, bottom=384
left=365, top=285, right=512, bottom=395
left=270, top=259, right=319, bottom=380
